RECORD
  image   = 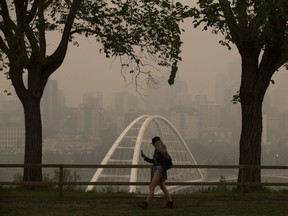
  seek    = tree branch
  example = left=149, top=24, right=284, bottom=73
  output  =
left=0, top=35, right=9, bottom=54
left=0, top=0, right=15, bottom=41
left=248, top=2, right=269, bottom=36
left=235, top=0, right=248, bottom=31
left=218, top=0, right=241, bottom=45
left=38, top=0, right=46, bottom=56
left=26, top=0, right=40, bottom=24
left=44, top=0, right=83, bottom=80
left=14, top=0, right=26, bottom=25
left=259, top=8, right=288, bottom=76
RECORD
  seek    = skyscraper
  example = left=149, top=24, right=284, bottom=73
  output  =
left=42, top=79, right=66, bottom=137
left=76, top=92, right=103, bottom=139
left=170, top=106, right=199, bottom=140
left=215, top=72, right=227, bottom=107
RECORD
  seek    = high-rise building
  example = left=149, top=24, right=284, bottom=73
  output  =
left=113, top=91, right=139, bottom=115
left=194, top=94, right=209, bottom=106
left=195, top=97, right=232, bottom=141
left=199, top=103, right=222, bottom=130
left=143, top=76, right=193, bottom=111
left=42, top=79, right=66, bottom=137
left=113, top=91, right=140, bottom=132
left=76, top=92, right=103, bottom=139
left=215, top=65, right=241, bottom=142
left=169, top=106, right=198, bottom=140
left=83, top=92, right=103, bottom=109
left=215, top=72, right=227, bottom=107
left=272, top=72, right=288, bottom=113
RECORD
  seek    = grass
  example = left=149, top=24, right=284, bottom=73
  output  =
left=1, top=188, right=288, bottom=216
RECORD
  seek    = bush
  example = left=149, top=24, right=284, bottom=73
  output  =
left=12, top=169, right=81, bottom=191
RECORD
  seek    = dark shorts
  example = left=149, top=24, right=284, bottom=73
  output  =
left=153, top=165, right=163, bottom=177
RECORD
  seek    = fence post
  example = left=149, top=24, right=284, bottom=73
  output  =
left=59, top=165, right=63, bottom=198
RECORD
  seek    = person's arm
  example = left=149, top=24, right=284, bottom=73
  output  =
left=141, top=150, right=155, bottom=164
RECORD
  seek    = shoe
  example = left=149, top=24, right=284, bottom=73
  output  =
left=164, top=201, right=174, bottom=208
left=138, top=201, right=148, bottom=209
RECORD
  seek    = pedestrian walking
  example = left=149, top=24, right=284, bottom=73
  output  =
left=138, top=136, right=174, bottom=209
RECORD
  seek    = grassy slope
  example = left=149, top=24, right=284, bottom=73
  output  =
left=0, top=189, right=288, bottom=216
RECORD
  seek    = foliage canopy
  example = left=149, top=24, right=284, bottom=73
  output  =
left=0, top=0, right=191, bottom=182
left=0, top=0, right=191, bottom=91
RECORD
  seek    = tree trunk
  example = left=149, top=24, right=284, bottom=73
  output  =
left=237, top=52, right=266, bottom=188
left=238, top=99, right=262, bottom=185
left=22, top=94, right=43, bottom=182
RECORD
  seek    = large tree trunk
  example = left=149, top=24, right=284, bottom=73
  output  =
left=238, top=98, right=262, bottom=184
left=4, top=0, right=79, bottom=184
left=237, top=51, right=266, bottom=188
left=22, top=93, right=43, bottom=182
left=10, top=62, right=45, bottom=183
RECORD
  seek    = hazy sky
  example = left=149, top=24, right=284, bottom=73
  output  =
left=54, top=20, right=242, bottom=107
left=42, top=22, right=287, bottom=107
left=51, top=23, right=240, bottom=107
left=1, top=2, right=287, bottom=108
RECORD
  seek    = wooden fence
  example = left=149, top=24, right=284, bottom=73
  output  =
left=1, top=164, right=288, bottom=197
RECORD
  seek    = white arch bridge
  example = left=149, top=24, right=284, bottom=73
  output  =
left=86, top=115, right=204, bottom=194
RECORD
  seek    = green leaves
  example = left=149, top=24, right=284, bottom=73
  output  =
left=231, top=90, right=241, bottom=104
left=73, top=0, right=190, bottom=87
left=0, top=0, right=192, bottom=91
left=168, top=61, right=178, bottom=85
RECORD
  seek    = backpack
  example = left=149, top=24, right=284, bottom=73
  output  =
left=166, top=157, right=173, bottom=170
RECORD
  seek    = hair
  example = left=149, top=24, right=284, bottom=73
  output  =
left=154, top=139, right=170, bottom=158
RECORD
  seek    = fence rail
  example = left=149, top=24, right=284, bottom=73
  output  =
left=1, top=164, right=288, bottom=196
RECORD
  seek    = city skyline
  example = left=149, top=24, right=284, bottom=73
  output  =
left=2, top=1, right=288, bottom=191
left=1, top=16, right=288, bottom=108
left=1, top=68, right=288, bottom=145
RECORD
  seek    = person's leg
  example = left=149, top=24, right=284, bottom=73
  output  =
left=159, top=181, right=172, bottom=202
left=159, top=181, right=174, bottom=208
left=146, top=174, right=161, bottom=203
left=138, top=174, right=161, bottom=209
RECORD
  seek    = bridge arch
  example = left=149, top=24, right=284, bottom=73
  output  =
left=86, top=115, right=203, bottom=193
